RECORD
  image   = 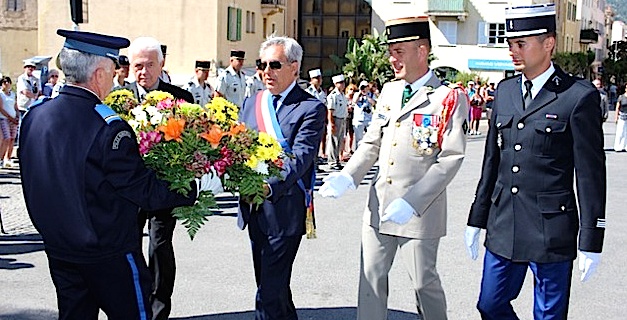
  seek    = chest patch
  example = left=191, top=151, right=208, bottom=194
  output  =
left=112, top=130, right=132, bottom=150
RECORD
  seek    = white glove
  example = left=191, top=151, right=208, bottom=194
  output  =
left=578, top=251, right=601, bottom=282
left=318, top=171, right=355, bottom=198
left=195, top=169, right=224, bottom=197
left=380, top=198, right=415, bottom=225
left=464, top=226, right=481, bottom=260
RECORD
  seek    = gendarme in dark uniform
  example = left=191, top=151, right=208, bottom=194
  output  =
left=19, top=30, right=198, bottom=319
left=465, top=4, right=606, bottom=319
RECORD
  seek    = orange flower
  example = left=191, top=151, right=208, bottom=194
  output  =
left=200, top=124, right=226, bottom=148
left=158, top=118, right=185, bottom=142
left=229, top=123, right=246, bottom=136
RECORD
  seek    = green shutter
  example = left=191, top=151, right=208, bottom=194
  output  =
left=237, top=8, right=242, bottom=41
left=227, top=7, right=232, bottom=40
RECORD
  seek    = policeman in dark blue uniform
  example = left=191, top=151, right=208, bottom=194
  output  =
left=19, top=30, right=221, bottom=320
left=464, top=4, right=606, bottom=319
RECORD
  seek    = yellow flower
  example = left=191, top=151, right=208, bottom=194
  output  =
left=178, top=102, right=205, bottom=117
left=144, top=91, right=174, bottom=105
left=258, top=132, right=274, bottom=146
left=245, top=154, right=259, bottom=169
left=103, top=89, right=134, bottom=106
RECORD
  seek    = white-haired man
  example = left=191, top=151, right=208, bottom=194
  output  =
left=119, top=36, right=194, bottom=320
left=19, top=29, right=221, bottom=320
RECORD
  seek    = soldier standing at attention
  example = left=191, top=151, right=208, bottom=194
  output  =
left=320, top=16, right=468, bottom=320
left=215, top=50, right=246, bottom=107
left=245, top=59, right=265, bottom=98
left=326, top=74, right=348, bottom=170
left=185, top=60, right=214, bottom=106
left=465, top=4, right=606, bottom=319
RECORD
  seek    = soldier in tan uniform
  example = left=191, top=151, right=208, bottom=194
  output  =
left=215, top=50, right=246, bottom=107
left=320, top=17, right=468, bottom=320
left=184, top=60, right=214, bottom=107
left=326, top=74, right=349, bottom=170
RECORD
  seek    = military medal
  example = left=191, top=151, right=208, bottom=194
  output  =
left=412, top=114, right=440, bottom=156
left=497, top=132, right=503, bottom=149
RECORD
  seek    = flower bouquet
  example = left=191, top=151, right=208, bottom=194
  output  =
left=104, top=90, right=284, bottom=239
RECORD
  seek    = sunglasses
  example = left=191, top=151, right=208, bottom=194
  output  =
left=258, top=60, right=290, bottom=70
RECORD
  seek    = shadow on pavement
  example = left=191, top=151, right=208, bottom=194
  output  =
left=0, top=309, right=56, bottom=319
left=0, top=234, right=44, bottom=270
left=172, top=307, right=417, bottom=320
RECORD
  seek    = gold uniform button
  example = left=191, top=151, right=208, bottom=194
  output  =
left=389, top=160, right=394, bottom=165
left=386, top=178, right=392, bottom=184
left=392, top=142, right=397, bottom=146
left=517, top=122, right=525, bottom=130
left=395, top=122, right=401, bottom=127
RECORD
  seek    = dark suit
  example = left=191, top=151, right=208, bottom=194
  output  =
left=119, top=80, right=193, bottom=320
left=20, top=85, right=196, bottom=319
left=239, top=84, right=326, bottom=319
left=468, top=65, right=606, bottom=318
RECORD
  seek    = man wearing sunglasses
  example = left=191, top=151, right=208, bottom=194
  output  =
left=238, top=35, right=326, bottom=320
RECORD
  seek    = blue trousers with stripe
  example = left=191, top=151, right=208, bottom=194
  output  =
left=48, top=251, right=152, bottom=320
left=477, top=250, right=573, bottom=320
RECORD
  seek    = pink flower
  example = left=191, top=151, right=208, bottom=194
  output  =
left=156, top=98, right=175, bottom=110
left=138, top=131, right=162, bottom=155
left=213, top=159, right=228, bottom=176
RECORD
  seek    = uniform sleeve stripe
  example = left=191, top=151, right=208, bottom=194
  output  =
left=94, top=104, right=121, bottom=124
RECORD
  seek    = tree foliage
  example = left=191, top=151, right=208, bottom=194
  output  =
left=341, top=29, right=394, bottom=86
left=553, top=51, right=595, bottom=79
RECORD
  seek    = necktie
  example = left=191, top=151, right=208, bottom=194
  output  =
left=401, top=85, right=412, bottom=108
left=272, top=94, right=282, bottom=110
left=523, top=80, right=533, bottom=110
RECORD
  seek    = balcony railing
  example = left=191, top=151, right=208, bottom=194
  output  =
left=262, top=0, right=286, bottom=6
left=427, top=0, right=468, bottom=21
left=580, top=29, right=599, bottom=44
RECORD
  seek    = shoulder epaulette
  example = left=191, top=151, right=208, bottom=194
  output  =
left=94, top=104, right=121, bottom=125
left=28, top=96, right=52, bottom=110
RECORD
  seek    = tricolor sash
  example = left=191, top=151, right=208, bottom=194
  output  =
left=254, top=90, right=317, bottom=239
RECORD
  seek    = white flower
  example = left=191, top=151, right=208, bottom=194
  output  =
left=145, top=105, right=159, bottom=117
left=150, top=113, right=163, bottom=125
left=135, top=110, right=148, bottom=123
left=131, top=105, right=144, bottom=116
left=254, top=161, right=269, bottom=175
left=128, top=119, right=140, bottom=130
left=429, top=134, right=438, bottom=143
left=420, top=141, right=429, bottom=149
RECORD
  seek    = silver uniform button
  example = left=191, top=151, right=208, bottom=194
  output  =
left=511, top=186, right=519, bottom=194
left=514, top=144, right=522, bottom=151
left=545, top=127, right=552, bottom=133
left=517, top=122, right=525, bottom=129
left=512, top=166, right=520, bottom=173
left=560, top=205, right=566, bottom=211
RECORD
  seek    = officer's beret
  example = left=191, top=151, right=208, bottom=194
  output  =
left=231, top=50, right=245, bottom=60
left=504, top=4, right=556, bottom=39
left=385, top=16, right=430, bottom=44
left=160, top=44, right=167, bottom=56
left=195, top=60, right=211, bottom=70
left=57, top=29, right=130, bottom=62
left=332, top=74, right=345, bottom=84
left=309, top=69, right=322, bottom=78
